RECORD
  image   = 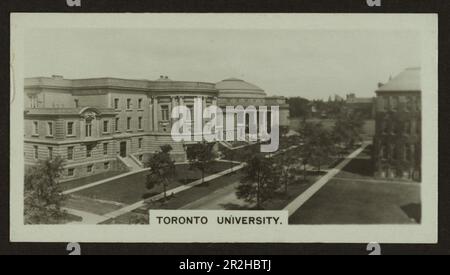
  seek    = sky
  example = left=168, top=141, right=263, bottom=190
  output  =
left=24, top=28, right=421, bottom=100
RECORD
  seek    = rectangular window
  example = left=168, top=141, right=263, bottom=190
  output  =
left=405, top=144, right=412, bottom=161
left=104, top=162, right=110, bottom=170
left=138, top=138, right=143, bottom=149
left=85, top=122, right=92, bottom=137
left=47, top=122, right=54, bottom=136
left=382, top=97, right=389, bottom=112
left=33, top=121, right=39, bottom=136
left=68, top=168, right=75, bottom=177
left=127, top=117, right=132, bottom=130
left=383, top=121, right=389, bottom=134
left=391, top=96, right=399, bottom=112
left=138, top=117, right=143, bottom=130
left=67, top=147, right=74, bottom=160
left=161, top=105, right=169, bottom=121
left=48, top=147, right=53, bottom=159
left=127, top=99, right=132, bottom=109
left=103, top=120, right=109, bottom=133
left=103, top=143, right=108, bottom=155
left=86, top=144, right=93, bottom=158
left=34, top=146, right=39, bottom=159
left=138, top=99, right=143, bottom=109
left=87, top=165, right=93, bottom=173
left=391, top=144, right=397, bottom=161
left=115, top=118, right=120, bottom=132
left=406, top=96, right=413, bottom=112
left=405, top=121, right=412, bottom=135
left=67, top=122, right=74, bottom=136
left=114, top=98, right=120, bottom=109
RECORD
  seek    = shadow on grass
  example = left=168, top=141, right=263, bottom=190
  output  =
left=401, top=203, right=421, bottom=223
left=341, top=153, right=374, bottom=177
left=219, top=203, right=256, bottom=210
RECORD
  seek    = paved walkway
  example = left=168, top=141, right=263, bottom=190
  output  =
left=332, top=177, right=421, bottom=186
left=63, top=208, right=107, bottom=224
left=283, top=143, right=370, bottom=217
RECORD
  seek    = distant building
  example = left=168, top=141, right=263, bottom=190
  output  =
left=24, top=76, right=290, bottom=181
left=373, top=68, right=421, bottom=181
left=345, top=93, right=375, bottom=119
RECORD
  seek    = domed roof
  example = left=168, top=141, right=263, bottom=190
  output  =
left=215, top=78, right=267, bottom=98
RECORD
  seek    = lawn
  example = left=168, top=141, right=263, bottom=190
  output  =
left=72, top=161, right=238, bottom=205
left=59, top=171, right=125, bottom=192
left=102, top=170, right=245, bottom=224
left=103, top=170, right=320, bottom=224
left=289, top=147, right=421, bottom=225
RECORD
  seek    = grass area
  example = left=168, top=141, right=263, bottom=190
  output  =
left=72, top=161, right=238, bottom=205
left=290, top=147, right=421, bottom=225
left=59, top=171, right=125, bottom=192
left=102, top=170, right=244, bottom=224
left=64, top=195, right=124, bottom=216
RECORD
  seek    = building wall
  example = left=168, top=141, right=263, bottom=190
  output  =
left=373, top=91, right=421, bottom=181
left=24, top=76, right=290, bottom=181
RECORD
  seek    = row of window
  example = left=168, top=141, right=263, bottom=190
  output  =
left=381, top=96, right=420, bottom=112
left=114, top=98, right=174, bottom=122
left=379, top=143, right=419, bottom=161
left=67, top=162, right=111, bottom=177
left=32, top=117, right=145, bottom=138
left=380, top=120, right=420, bottom=135
left=33, top=139, right=144, bottom=160
left=115, top=117, right=144, bottom=132
left=114, top=98, right=144, bottom=110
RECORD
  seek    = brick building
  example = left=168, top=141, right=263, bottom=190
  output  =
left=373, top=68, right=421, bottom=181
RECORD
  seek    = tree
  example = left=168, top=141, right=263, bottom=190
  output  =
left=333, top=112, right=364, bottom=149
left=275, top=150, right=298, bottom=194
left=287, top=97, right=311, bottom=118
left=187, top=142, right=216, bottom=184
left=24, top=156, right=68, bottom=224
left=237, top=154, right=281, bottom=209
left=145, top=145, right=175, bottom=202
left=300, top=122, right=336, bottom=173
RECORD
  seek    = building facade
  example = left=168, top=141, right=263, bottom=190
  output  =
left=373, top=68, right=421, bottom=182
left=24, top=75, right=290, bottom=181
left=345, top=93, right=375, bottom=119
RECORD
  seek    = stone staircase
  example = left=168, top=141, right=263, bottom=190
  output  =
left=118, top=155, right=143, bottom=171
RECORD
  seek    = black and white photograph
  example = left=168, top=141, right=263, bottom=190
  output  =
left=9, top=13, right=438, bottom=244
